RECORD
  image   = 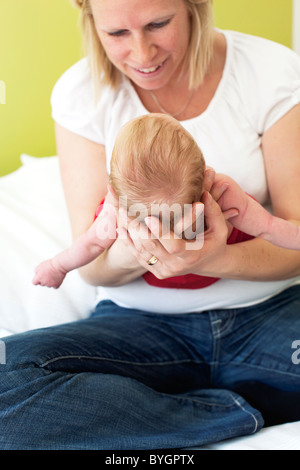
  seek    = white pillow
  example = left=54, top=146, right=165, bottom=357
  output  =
left=0, top=155, right=96, bottom=337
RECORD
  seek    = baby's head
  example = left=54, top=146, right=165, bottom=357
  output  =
left=110, top=113, right=205, bottom=230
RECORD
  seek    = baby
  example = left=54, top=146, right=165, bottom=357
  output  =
left=33, top=113, right=300, bottom=289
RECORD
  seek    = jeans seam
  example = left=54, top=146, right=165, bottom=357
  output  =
left=158, top=391, right=241, bottom=409
left=228, top=393, right=260, bottom=433
left=219, top=311, right=236, bottom=336
left=210, top=311, right=238, bottom=385
left=39, top=356, right=205, bottom=368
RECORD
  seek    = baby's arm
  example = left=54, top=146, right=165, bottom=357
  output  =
left=212, top=174, right=300, bottom=250
left=33, top=198, right=117, bottom=288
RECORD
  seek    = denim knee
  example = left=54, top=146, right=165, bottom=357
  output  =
left=0, top=327, right=66, bottom=371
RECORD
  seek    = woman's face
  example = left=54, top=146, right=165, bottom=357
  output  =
left=90, top=0, right=191, bottom=90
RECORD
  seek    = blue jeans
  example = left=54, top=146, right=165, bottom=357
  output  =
left=0, top=285, right=300, bottom=450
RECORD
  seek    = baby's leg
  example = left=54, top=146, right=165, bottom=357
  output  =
left=212, top=174, right=300, bottom=250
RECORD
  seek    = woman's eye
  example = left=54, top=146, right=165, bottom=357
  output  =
left=148, top=20, right=171, bottom=30
left=107, top=18, right=171, bottom=37
left=108, top=29, right=128, bottom=37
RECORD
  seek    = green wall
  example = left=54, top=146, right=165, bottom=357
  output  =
left=214, top=0, right=293, bottom=47
left=0, top=0, right=293, bottom=175
left=0, top=0, right=82, bottom=175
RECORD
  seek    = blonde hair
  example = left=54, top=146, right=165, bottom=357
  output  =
left=110, top=114, right=205, bottom=228
left=70, top=0, right=214, bottom=96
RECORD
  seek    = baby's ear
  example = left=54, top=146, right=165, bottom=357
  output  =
left=107, top=183, right=117, bottom=197
left=106, top=184, right=119, bottom=208
left=203, top=167, right=216, bottom=193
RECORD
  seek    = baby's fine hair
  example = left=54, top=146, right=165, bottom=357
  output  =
left=110, top=114, right=206, bottom=218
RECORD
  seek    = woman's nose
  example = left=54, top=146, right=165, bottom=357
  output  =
left=130, top=32, right=157, bottom=66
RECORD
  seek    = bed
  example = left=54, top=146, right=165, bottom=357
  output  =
left=0, top=154, right=299, bottom=450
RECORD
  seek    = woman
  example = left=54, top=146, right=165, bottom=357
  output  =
left=0, top=0, right=300, bottom=450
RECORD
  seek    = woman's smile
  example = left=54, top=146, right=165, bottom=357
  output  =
left=129, top=57, right=169, bottom=79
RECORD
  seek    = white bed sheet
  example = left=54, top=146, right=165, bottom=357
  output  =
left=0, top=154, right=96, bottom=337
left=0, top=155, right=299, bottom=450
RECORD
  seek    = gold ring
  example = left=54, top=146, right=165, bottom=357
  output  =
left=147, top=255, right=159, bottom=266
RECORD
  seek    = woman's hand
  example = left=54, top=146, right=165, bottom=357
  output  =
left=116, top=167, right=240, bottom=280
left=119, top=190, right=232, bottom=280
left=203, top=167, right=239, bottom=220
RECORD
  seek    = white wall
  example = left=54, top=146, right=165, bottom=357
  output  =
left=293, top=0, right=300, bottom=53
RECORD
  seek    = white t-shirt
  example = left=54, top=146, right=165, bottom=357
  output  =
left=51, top=30, right=300, bottom=314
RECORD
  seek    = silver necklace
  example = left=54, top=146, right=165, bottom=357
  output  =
left=149, top=89, right=195, bottom=118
